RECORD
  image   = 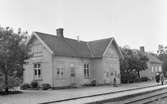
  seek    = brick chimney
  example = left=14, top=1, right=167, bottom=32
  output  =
left=140, top=46, right=145, bottom=52
left=56, top=28, right=64, bottom=38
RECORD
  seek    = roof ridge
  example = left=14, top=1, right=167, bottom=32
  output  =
left=35, top=31, right=88, bottom=43
left=88, top=37, right=113, bottom=42
left=35, top=31, right=114, bottom=43
left=35, top=31, right=57, bottom=37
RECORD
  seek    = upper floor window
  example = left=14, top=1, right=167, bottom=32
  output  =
left=84, top=64, right=90, bottom=78
left=32, top=44, right=43, bottom=57
left=33, top=63, right=42, bottom=80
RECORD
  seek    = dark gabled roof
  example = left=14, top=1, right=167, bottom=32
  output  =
left=32, top=32, right=122, bottom=58
left=88, top=38, right=113, bottom=58
left=146, top=53, right=162, bottom=64
left=35, top=32, right=92, bottom=58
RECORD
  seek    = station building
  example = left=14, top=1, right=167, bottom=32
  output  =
left=23, top=28, right=123, bottom=87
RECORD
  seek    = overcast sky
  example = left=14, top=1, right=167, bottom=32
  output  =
left=0, top=0, right=167, bottom=53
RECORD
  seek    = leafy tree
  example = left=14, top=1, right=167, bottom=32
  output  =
left=135, top=52, right=149, bottom=78
left=120, top=47, right=149, bottom=83
left=0, top=27, right=30, bottom=93
left=157, top=44, right=167, bottom=77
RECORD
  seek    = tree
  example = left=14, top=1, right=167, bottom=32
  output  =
left=0, top=27, right=30, bottom=93
left=157, top=44, right=167, bottom=77
left=120, top=47, right=149, bottom=83
left=135, top=52, right=149, bottom=79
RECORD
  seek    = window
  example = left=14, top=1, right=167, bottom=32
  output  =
left=151, top=66, right=154, bottom=72
left=155, top=66, right=157, bottom=72
left=106, top=72, right=109, bottom=78
left=56, top=67, right=64, bottom=79
left=32, top=44, right=42, bottom=57
left=159, top=66, right=162, bottom=72
left=71, top=67, right=75, bottom=77
left=33, top=63, right=42, bottom=80
left=84, top=64, right=90, bottom=78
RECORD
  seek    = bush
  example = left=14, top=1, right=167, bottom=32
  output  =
left=31, top=81, right=39, bottom=88
left=82, top=80, right=97, bottom=87
left=140, top=77, right=150, bottom=82
left=21, top=83, right=31, bottom=90
left=70, top=83, right=77, bottom=88
left=91, top=80, right=96, bottom=86
left=121, top=73, right=138, bottom=83
left=41, top=83, right=51, bottom=90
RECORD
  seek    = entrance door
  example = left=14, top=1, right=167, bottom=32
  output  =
left=104, top=71, right=110, bottom=84
left=70, top=66, right=76, bottom=85
left=104, top=62, right=111, bottom=84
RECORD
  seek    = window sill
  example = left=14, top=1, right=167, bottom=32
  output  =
left=55, top=78, right=65, bottom=80
left=33, top=78, right=43, bottom=81
left=84, top=77, right=91, bottom=79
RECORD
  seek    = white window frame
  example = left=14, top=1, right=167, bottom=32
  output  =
left=32, top=44, right=43, bottom=57
left=151, top=65, right=154, bottom=72
left=155, top=66, right=158, bottom=72
left=84, top=63, right=90, bottom=78
left=56, top=65, right=64, bottom=79
left=33, top=63, right=42, bottom=80
left=159, top=66, right=162, bottom=72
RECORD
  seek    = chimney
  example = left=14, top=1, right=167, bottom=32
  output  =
left=56, top=28, right=64, bottom=38
left=77, top=36, right=80, bottom=42
left=140, top=46, right=145, bottom=52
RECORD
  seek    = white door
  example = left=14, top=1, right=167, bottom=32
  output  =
left=70, top=66, right=76, bottom=85
left=104, top=63, right=110, bottom=84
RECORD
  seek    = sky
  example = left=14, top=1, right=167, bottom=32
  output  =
left=0, top=0, right=167, bottom=53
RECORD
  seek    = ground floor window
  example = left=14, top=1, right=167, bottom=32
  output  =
left=56, top=66, right=64, bottom=79
left=84, top=64, right=90, bottom=78
left=159, top=66, right=162, bottom=72
left=33, top=63, right=41, bottom=80
left=71, top=67, right=75, bottom=77
left=151, top=65, right=154, bottom=72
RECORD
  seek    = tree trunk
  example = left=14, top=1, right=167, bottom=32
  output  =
left=137, top=71, right=140, bottom=79
left=4, top=72, right=8, bottom=93
left=4, top=64, right=8, bottom=93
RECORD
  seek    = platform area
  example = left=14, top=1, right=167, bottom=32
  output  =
left=0, top=81, right=165, bottom=104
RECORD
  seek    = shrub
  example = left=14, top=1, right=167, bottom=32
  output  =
left=91, top=80, right=96, bottom=86
left=70, top=83, right=77, bottom=88
left=21, top=83, right=31, bottom=90
left=121, top=73, right=138, bottom=83
left=31, top=81, right=39, bottom=88
left=41, top=83, right=51, bottom=90
left=8, top=77, right=22, bottom=88
left=82, top=83, right=91, bottom=87
left=140, top=77, right=150, bottom=82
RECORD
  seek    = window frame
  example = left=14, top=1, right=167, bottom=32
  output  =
left=33, top=63, right=42, bottom=80
left=151, top=65, right=154, bottom=72
left=84, top=63, right=90, bottom=79
left=56, top=65, right=64, bottom=79
left=32, top=44, right=43, bottom=57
